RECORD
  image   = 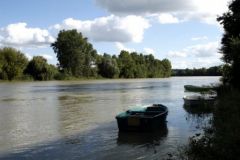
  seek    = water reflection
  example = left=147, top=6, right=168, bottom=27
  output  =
left=58, top=94, right=95, bottom=136
left=117, top=124, right=168, bottom=145
left=184, top=104, right=212, bottom=130
left=183, top=103, right=213, bottom=115
left=31, top=81, right=171, bottom=94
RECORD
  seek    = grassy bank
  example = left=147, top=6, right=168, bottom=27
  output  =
left=0, top=76, right=112, bottom=83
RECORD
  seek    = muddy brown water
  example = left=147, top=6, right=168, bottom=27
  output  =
left=0, top=77, right=220, bottom=160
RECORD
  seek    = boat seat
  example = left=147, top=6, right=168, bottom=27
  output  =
left=146, top=107, right=164, bottom=112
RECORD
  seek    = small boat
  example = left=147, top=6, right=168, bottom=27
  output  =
left=184, top=85, right=216, bottom=93
left=183, top=95, right=216, bottom=106
left=116, top=104, right=168, bottom=131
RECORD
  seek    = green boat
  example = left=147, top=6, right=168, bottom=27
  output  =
left=116, top=104, right=168, bottom=131
left=184, top=85, right=216, bottom=93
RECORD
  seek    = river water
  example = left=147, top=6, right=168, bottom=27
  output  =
left=0, top=77, right=220, bottom=160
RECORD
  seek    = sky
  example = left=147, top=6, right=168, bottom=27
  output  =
left=0, top=0, right=231, bottom=69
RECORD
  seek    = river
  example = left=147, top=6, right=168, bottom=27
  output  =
left=0, top=77, right=220, bottom=160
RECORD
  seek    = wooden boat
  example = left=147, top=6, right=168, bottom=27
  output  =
left=184, top=85, right=216, bottom=93
left=183, top=95, right=216, bottom=106
left=116, top=104, right=168, bottom=131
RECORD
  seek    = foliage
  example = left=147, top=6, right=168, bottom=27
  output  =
left=172, top=66, right=222, bottom=76
left=117, top=50, right=171, bottom=78
left=24, top=56, right=59, bottom=80
left=50, top=29, right=172, bottom=79
left=95, top=50, right=172, bottom=79
left=228, top=38, right=240, bottom=87
left=0, top=47, right=28, bottom=80
left=217, top=0, right=240, bottom=88
left=162, top=59, right=172, bottom=77
left=97, top=53, right=120, bottom=78
left=118, top=51, right=135, bottom=78
left=1, top=30, right=172, bottom=81
left=51, top=29, right=97, bottom=77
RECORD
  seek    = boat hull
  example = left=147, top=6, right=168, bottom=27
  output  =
left=183, top=96, right=216, bottom=107
left=116, top=104, right=168, bottom=131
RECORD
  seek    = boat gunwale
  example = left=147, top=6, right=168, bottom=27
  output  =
left=116, top=105, right=168, bottom=119
left=183, top=96, right=215, bottom=101
left=126, top=111, right=168, bottom=119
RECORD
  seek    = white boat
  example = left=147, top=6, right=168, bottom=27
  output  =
left=183, top=94, right=216, bottom=106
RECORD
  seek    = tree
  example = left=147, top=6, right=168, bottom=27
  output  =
left=0, top=52, right=3, bottom=77
left=228, top=38, right=240, bottom=86
left=51, top=29, right=97, bottom=77
left=118, top=50, right=135, bottom=78
left=217, top=0, right=240, bottom=88
left=0, top=47, right=28, bottom=80
left=131, top=52, right=147, bottom=78
left=116, top=50, right=171, bottom=78
left=24, top=56, right=58, bottom=80
left=161, top=59, right=172, bottom=77
left=97, top=53, right=119, bottom=78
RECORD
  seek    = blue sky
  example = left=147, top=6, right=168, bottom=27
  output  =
left=0, top=0, right=230, bottom=68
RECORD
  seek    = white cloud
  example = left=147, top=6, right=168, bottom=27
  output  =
left=143, top=47, right=155, bottom=54
left=192, top=0, right=228, bottom=22
left=42, top=54, right=54, bottom=61
left=168, top=41, right=219, bottom=58
left=115, top=42, right=135, bottom=52
left=168, top=51, right=187, bottom=58
left=24, top=53, right=33, bottom=60
left=0, top=23, right=55, bottom=47
left=167, top=41, right=222, bottom=68
left=158, top=13, right=180, bottom=24
left=96, top=0, right=230, bottom=25
left=171, top=58, right=223, bottom=69
left=172, top=61, right=188, bottom=69
left=54, top=15, right=150, bottom=43
left=189, top=42, right=220, bottom=57
left=96, top=0, right=194, bottom=15
left=191, top=36, right=208, bottom=41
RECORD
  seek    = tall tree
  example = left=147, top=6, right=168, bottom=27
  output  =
left=161, top=59, right=172, bottom=77
left=118, top=50, right=135, bottom=78
left=0, top=47, right=28, bottom=80
left=51, top=29, right=97, bottom=77
left=0, top=52, right=3, bottom=77
left=24, top=56, right=58, bottom=80
left=97, top=53, right=119, bottom=78
left=217, top=0, right=240, bottom=88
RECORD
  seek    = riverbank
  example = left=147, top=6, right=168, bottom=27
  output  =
left=0, top=76, right=112, bottom=83
left=169, top=86, right=240, bottom=160
left=1, top=76, right=222, bottom=84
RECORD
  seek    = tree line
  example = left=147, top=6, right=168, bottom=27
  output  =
left=172, top=66, right=222, bottom=76
left=0, top=29, right=172, bottom=81
left=0, top=47, right=58, bottom=81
